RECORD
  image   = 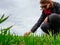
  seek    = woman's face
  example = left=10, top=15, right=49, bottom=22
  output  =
left=40, top=2, right=51, bottom=10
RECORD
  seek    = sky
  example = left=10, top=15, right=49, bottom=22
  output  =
left=0, top=0, right=60, bottom=36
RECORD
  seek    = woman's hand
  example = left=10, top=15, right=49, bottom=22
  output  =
left=24, top=31, right=32, bottom=36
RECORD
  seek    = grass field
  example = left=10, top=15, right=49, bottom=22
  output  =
left=0, top=15, right=60, bottom=45
left=0, top=31, right=60, bottom=45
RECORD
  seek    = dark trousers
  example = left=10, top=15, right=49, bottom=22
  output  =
left=41, top=13, right=60, bottom=35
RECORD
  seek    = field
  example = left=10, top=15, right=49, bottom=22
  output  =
left=0, top=32, right=60, bottom=45
left=0, top=15, right=60, bottom=45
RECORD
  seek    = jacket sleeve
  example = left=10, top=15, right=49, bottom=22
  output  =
left=31, top=12, right=46, bottom=33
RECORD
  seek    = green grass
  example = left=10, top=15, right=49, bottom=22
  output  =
left=0, top=14, right=60, bottom=45
left=0, top=32, right=60, bottom=45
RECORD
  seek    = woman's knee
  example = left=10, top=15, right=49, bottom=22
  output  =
left=49, top=13, right=58, bottom=19
left=48, top=13, right=60, bottom=22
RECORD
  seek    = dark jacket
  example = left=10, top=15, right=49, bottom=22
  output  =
left=31, top=2, right=60, bottom=33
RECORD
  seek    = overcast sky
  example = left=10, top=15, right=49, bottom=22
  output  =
left=0, top=0, right=60, bottom=35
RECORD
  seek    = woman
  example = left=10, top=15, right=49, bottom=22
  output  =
left=24, top=0, right=60, bottom=35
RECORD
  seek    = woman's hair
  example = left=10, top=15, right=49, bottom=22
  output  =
left=40, top=0, right=54, bottom=8
left=40, top=0, right=51, bottom=4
